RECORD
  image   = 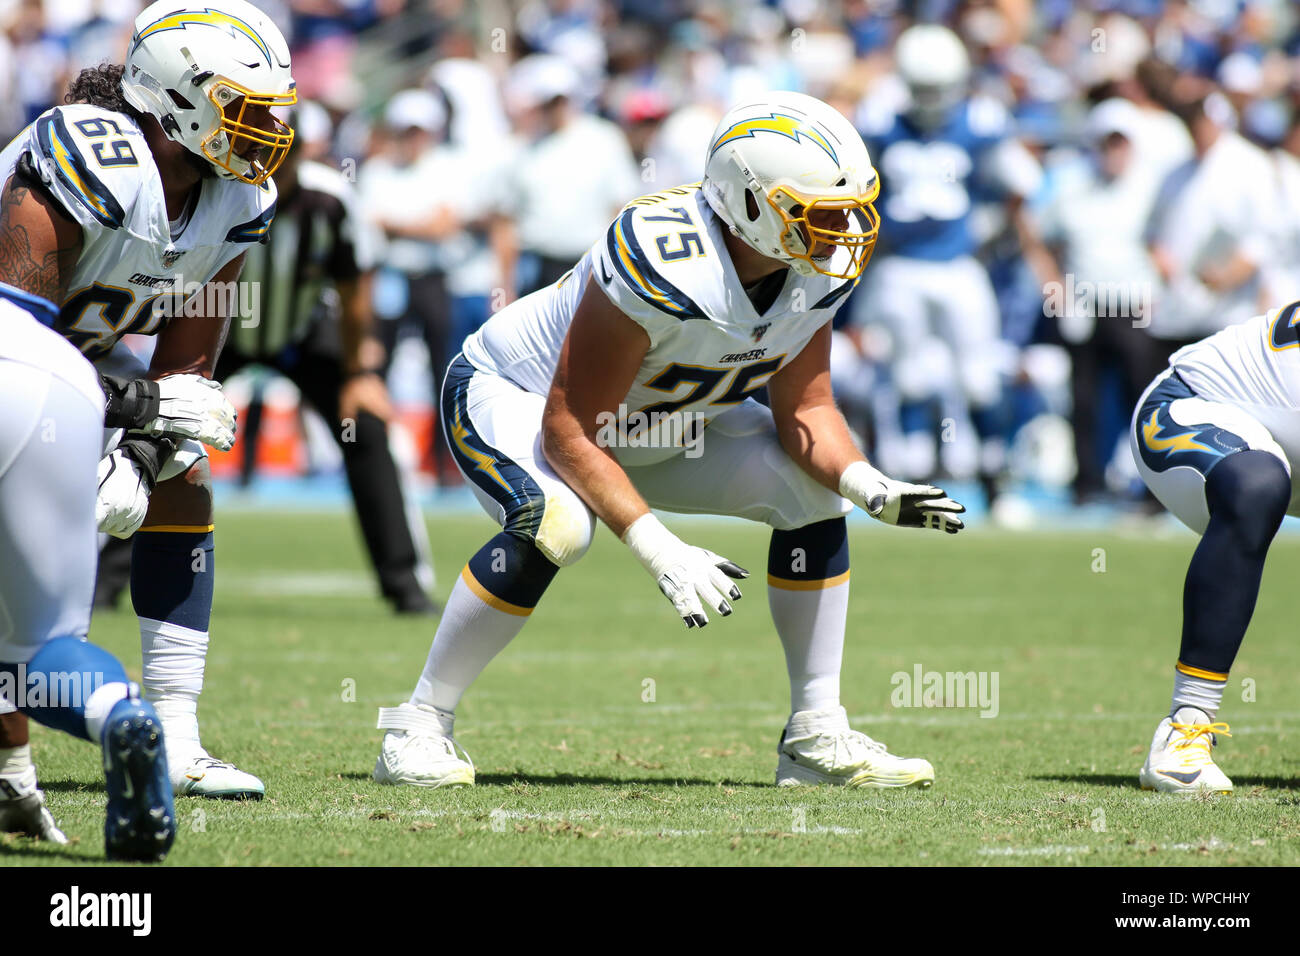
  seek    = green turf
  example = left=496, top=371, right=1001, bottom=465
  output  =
left=4, top=512, right=1298, bottom=866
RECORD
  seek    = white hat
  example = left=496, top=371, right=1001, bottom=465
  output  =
left=1217, top=52, right=1262, bottom=95
left=507, top=54, right=580, bottom=110
left=384, top=89, right=446, bottom=133
left=1086, top=97, right=1142, bottom=144
left=290, top=99, right=333, bottom=148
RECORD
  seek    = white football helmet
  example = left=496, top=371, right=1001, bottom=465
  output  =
left=896, top=24, right=970, bottom=131
left=702, top=91, right=880, bottom=281
left=122, top=0, right=296, bottom=185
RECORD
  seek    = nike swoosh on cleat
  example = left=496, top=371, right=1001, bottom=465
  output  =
left=1158, top=769, right=1202, bottom=784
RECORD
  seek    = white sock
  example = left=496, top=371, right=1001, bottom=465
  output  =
left=140, top=616, right=208, bottom=754
left=83, top=681, right=131, bottom=743
left=1171, top=667, right=1226, bottom=721
left=410, top=569, right=534, bottom=722
left=768, top=576, right=849, bottom=714
left=1172, top=705, right=1212, bottom=727
left=0, top=745, right=37, bottom=798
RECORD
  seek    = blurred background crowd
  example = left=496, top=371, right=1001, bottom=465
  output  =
left=9, top=0, right=1300, bottom=525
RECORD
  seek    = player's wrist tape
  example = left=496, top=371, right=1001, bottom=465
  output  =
left=621, top=513, right=680, bottom=576
left=101, top=376, right=161, bottom=430
left=116, top=434, right=176, bottom=491
left=838, top=460, right=888, bottom=510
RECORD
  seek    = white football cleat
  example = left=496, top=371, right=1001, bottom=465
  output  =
left=374, top=703, right=474, bottom=788
left=1139, top=710, right=1233, bottom=795
left=169, top=749, right=265, bottom=800
left=776, top=706, right=935, bottom=789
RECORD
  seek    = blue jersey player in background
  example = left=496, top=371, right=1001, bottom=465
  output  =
left=842, top=24, right=1042, bottom=505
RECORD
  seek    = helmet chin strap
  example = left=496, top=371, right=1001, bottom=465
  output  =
left=732, top=222, right=807, bottom=275
left=180, top=145, right=216, bottom=179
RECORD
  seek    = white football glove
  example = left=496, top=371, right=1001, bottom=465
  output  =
left=840, top=460, right=966, bottom=534
left=135, top=374, right=236, bottom=452
left=622, top=513, right=748, bottom=628
left=96, top=449, right=151, bottom=539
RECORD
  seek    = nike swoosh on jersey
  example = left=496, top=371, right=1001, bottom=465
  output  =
left=599, top=260, right=614, bottom=285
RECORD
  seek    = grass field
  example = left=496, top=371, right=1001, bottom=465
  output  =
left=3, top=511, right=1299, bottom=866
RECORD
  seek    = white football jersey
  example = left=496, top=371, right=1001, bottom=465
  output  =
left=1173, top=301, right=1300, bottom=411
left=462, top=183, right=863, bottom=465
left=0, top=103, right=276, bottom=359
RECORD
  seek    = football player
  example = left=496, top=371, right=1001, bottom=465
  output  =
left=0, top=294, right=175, bottom=861
left=1131, top=300, right=1300, bottom=793
left=0, top=0, right=295, bottom=800
left=852, top=25, right=1041, bottom=497
left=374, top=91, right=966, bottom=790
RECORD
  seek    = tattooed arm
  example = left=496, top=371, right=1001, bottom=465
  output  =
left=0, top=156, right=82, bottom=303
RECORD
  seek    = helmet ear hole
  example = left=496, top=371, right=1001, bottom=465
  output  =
left=744, top=188, right=760, bottom=222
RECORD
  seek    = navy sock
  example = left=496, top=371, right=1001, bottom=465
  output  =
left=131, top=529, right=214, bottom=631
left=1180, top=451, right=1290, bottom=674
left=2, top=637, right=128, bottom=741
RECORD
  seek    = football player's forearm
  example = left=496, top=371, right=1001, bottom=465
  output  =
left=778, top=404, right=866, bottom=493
left=148, top=256, right=244, bottom=377
left=542, top=422, right=649, bottom=539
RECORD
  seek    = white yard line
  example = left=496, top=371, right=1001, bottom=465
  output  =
left=978, top=845, right=1093, bottom=858
left=218, top=571, right=376, bottom=597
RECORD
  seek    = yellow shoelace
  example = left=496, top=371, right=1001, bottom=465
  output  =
left=1170, top=721, right=1231, bottom=751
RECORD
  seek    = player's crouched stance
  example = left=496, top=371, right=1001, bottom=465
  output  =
left=1130, top=301, right=1300, bottom=794
left=0, top=295, right=174, bottom=860
left=374, top=93, right=965, bottom=791
left=0, top=0, right=297, bottom=800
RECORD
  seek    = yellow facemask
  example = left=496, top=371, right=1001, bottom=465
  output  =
left=766, top=180, right=882, bottom=281
left=203, top=79, right=297, bottom=185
